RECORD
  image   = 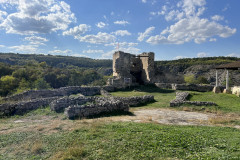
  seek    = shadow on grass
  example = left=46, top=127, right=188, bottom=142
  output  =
left=115, top=84, right=175, bottom=94
left=74, top=111, right=135, bottom=120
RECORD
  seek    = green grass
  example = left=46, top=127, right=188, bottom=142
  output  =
left=111, top=85, right=240, bottom=113
left=188, top=91, right=240, bottom=113
left=111, top=85, right=176, bottom=110
left=0, top=122, right=240, bottom=160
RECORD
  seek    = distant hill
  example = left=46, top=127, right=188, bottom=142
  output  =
left=0, top=53, right=112, bottom=68
left=156, top=56, right=240, bottom=67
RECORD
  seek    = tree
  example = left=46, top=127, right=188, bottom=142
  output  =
left=0, top=75, right=18, bottom=96
left=34, top=78, right=51, bottom=90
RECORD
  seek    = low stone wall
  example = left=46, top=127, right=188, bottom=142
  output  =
left=100, top=89, right=112, bottom=97
left=64, top=98, right=128, bottom=119
left=155, top=83, right=172, bottom=89
left=155, top=83, right=216, bottom=92
left=50, top=96, right=92, bottom=113
left=170, top=92, right=217, bottom=107
left=172, top=84, right=214, bottom=92
left=64, top=95, right=155, bottom=119
left=3, top=86, right=102, bottom=102
left=0, top=97, right=58, bottom=117
left=114, top=95, right=155, bottom=107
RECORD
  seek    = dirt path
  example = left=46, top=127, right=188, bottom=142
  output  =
left=1, top=108, right=239, bottom=135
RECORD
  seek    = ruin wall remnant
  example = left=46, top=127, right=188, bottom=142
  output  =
left=110, top=51, right=155, bottom=87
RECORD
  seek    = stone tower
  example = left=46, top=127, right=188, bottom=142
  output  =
left=109, top=51, right=155, bottom=87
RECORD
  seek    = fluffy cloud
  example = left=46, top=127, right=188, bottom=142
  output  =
left=114, top=20, right=129, bottom=26
left=211, top=15, right=224, bottom=21
left=147, top=0, right=236, bottom=45
left=83, top=49, right=104, bottom=54
left=105, top=42, right=138, bottom=48
left=9, top=45, right=38, bottom=53
left=24, top=36, right=48, bottom=45
left=142, top=0, right=147, bottom=3
left=138, top=26, right=155, bottom=42
left=78, top=32, right=116, bottom=44
left=96, top=22, right=107, bottom=28
left=0, top=0, right=76, bottom=35
left=174, top=55, right=188, bottom=60
left=101, top=47, right=141, bottom=59
left=0, top=45, right=5, bottom=47
left=48, top=49, right=72, bottom=54
left=63, top=24, right=91, bottom=39
left=147, top=17, right=236, bottom=44
left=113, top=30, right=131, bottom=36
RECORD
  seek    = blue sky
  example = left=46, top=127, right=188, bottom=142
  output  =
left=0, top=0, right=239, bottom=60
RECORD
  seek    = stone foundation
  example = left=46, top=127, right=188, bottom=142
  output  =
left=0, top=97, right=58, bottom=117
left=64, top=95, right=155, bottom=119
left=170, top=92, right=217, bottom=107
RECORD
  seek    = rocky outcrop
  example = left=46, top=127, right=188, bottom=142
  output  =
left=170, top=92, right=217, bottom=107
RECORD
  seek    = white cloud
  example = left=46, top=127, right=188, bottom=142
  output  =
left=83, top=49, right=104, bottom=54
left=142, top=0, right=147, bottom=3
left=209, top=38, right=217, bottom=42
left=78, top=32, right=116, bottom=44
left=114, top=20, right=129, bottom=26
left=24, top=36, right=48, bottom=45
left=138, top=26, right=155, bottom=42
left=226, top=53, right=240, bottom=58
left=63, top=24, right=91, bottom=39
left=113, top=30, right=131, bottom=36
left=0, top=45, right=5, bottom=47
left=174, top=55, right=188, bottom=60
left=96, top=22, right=107, bottom=28
left=0, top=10, right=7, bottom=21
left=197, top=52, right=207, bottom=57
left=0, top=0, right=76, bottom=35
left=9, top=45, right=38, bottom=53
left=105, top=42, right=138, bottom=47
left=211, top=15, right=224, bottom=21
left=147, top=17, right=236, bottom=44
left=48, top=49, right=72, bottom=54
left=101, top=46, right=141, bottom=59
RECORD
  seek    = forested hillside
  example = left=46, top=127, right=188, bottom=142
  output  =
left=0, top=52, right=239, bottom=97
left=0, top=53, right=113, bottom=97
left=0, top=53, right=112, bottom=68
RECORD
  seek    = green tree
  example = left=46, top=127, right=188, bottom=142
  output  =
left=0, top=75, right=18, bottom=96
left=34, top=78, right=51, bottom=90
left=184, top=74, right=197, bottom=84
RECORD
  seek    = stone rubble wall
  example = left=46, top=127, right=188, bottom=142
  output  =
left=155, top=83, right=219, bottom=92
left=113, top=95, right=155, bottom=107
left=170, top=92, right=217, bottom=107
left=0, top=97, right=58, bottom=117
left=2, top=86, right=102, bottom=102
left=64, top=95, right=155, bottom=119
left=50, top=96, right=92, bottom=113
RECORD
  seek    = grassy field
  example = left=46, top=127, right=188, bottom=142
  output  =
left=0, top=121, right=240, bottom=160
left=1, top=85, right=240, bottom=159
left=111, top=85, right=240, bottom=114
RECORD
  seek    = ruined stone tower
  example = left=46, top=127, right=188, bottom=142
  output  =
left=108, top=51, right=155, bottom=87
